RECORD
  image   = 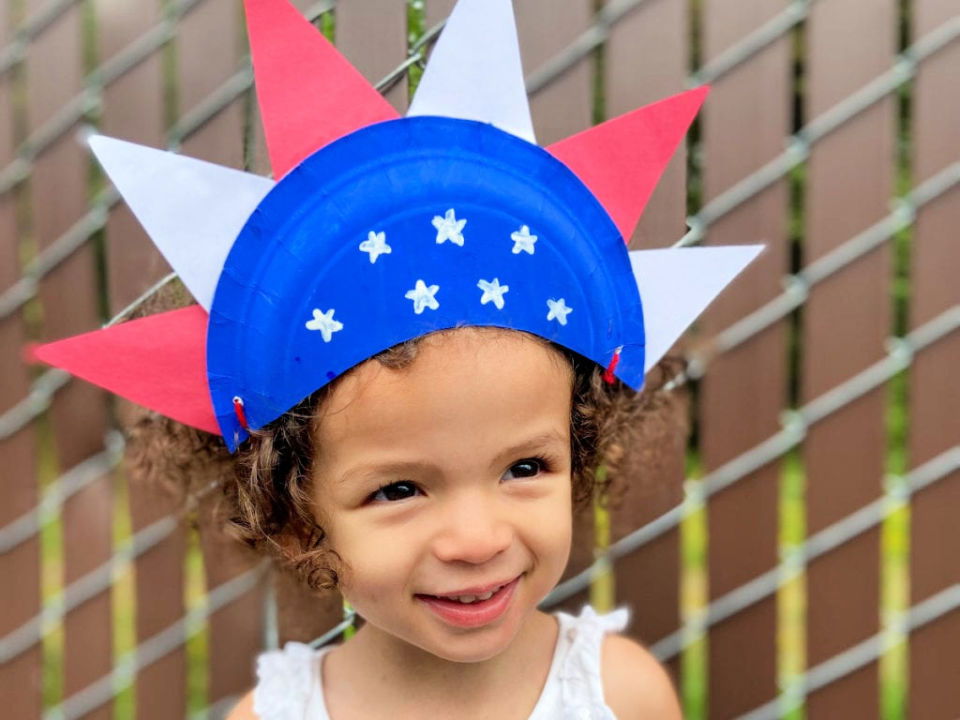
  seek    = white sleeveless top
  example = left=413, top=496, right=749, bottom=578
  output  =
left=253, top=605, right=630, bottom=720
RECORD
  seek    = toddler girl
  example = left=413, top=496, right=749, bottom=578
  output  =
left=33, top=0, right=760, bottom=716
left=153, top=322, right=686, bottom=719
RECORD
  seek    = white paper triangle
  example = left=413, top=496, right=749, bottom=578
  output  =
left=630, top=246, right=765, bottom=373
left=89, top=135, right=275, bottom=310
left=408, top=0, right=536, bottom=144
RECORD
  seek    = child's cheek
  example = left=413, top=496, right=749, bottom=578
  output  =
left=522, top=489, right=574, bottom=598
left=330, top=521, right=418, bottom=600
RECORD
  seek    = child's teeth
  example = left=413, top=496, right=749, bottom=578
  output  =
left=451, top=588, right=498, bottom=603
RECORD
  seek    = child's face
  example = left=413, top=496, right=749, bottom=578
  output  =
left=312, top=329, right=574, bottom=663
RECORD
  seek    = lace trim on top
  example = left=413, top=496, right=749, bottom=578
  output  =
left=253, top=641, right=317, bottom=720
left=554, top=605, right=630, bottom=720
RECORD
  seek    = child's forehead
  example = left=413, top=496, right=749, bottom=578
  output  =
left=335, top=327, right=570, bottom=397
left=314, top=328, right=575, bottom=444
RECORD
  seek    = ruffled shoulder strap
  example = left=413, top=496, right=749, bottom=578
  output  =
left=252, top=641, right=318, bottom=720
left=555, top=605, right=631, bottom=720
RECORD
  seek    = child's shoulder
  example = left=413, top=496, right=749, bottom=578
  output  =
left=225, top=689, right=256, bottom=720
left=554, top=605, right=681, bottom=719
left=600, top=633, right=682, bottom=720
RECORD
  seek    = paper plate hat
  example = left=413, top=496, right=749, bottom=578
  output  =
left=34, top=0, right=762, bottom=451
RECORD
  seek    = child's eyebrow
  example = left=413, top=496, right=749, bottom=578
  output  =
left=335, top=429, right=568, bottom=484
left=492, top=429, right=568, bottom=465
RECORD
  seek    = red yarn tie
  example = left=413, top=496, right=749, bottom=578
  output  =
left=602, top=347, right=623, bottom=385
left=232, top=396, right=249, bottom=429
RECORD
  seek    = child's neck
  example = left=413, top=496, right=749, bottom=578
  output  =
left=327, top=609, right=559, bottom=716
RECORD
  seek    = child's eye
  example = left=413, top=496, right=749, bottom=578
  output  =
left=369, top=458, right=551, bottom=502
left=503, top=457, right=548, bottom=480
left=369, top=481, right=421, bottom=503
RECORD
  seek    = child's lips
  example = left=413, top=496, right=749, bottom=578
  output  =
left=415, top=575, right=521, bottom=628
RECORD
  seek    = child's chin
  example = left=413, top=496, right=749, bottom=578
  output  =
left=421, top=612, right=526, bottom=663
left=425, top=630, right=517, bottom=664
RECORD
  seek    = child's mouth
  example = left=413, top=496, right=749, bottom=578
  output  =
left=415, top=575, right=521, bottom=628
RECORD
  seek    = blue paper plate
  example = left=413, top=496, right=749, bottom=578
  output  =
left=207, top=116, right=645, bottom=449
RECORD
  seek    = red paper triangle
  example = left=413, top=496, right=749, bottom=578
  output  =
left=244, top=0, right=401, bottom=179
left=547, top=86, right=709, bottom=242
left=31, top=306, right=219, bottom=435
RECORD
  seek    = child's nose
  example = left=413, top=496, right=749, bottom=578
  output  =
left=431, top=492, right=513, bottom=565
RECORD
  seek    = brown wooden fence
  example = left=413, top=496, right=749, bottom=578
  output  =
left=1, top=0, right=957, bottom=718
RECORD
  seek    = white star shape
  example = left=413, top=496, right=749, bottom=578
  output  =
left=405, top=279, right=440, bottom=314
left=305, top=308, right=344, bottom=342
left=546, top=298, right=573, bottom=326
left=358, top=230, right=391, bottom=263
left=510, top=225, right=537, bottom=255
left=432, top=208, right=467, bottom=246
left=477, top=278, right=510, bottom=310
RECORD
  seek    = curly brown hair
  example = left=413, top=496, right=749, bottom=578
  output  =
left=125, top=285, right=686, bottom=594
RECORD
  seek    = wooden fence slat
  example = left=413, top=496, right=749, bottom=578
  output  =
left=196, top=494, right=264, bottom=707
left=424, top=1, right=456, bottom=31
left=274, top=570, right=344, bottom=646
left=94, top=1, right=187, bottom=717
left=517, top=0, right=593, bottom=146
left=23, top=0, right=114, bottom=716
left=97, top=0, right=172, bottom=304
left=0, top=7, right=43, bottom=716
left=603, top=0, right=688, bottom=678
left=335, top=0, right=409, bottom=113
left=610, top=415, right=687, bottom=668
left=0, top=351, right=43, bottom=710
left=908, top=2, right=960, bottom=717
left=607, top=0, right=690, bottom=249
left=803, top=1, right=895, bottom=715
left=700, top=0, right=791, bottom=715
left=175, top=0, right=269, bottom=707
left=125, top=478, right=187, bottom=720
